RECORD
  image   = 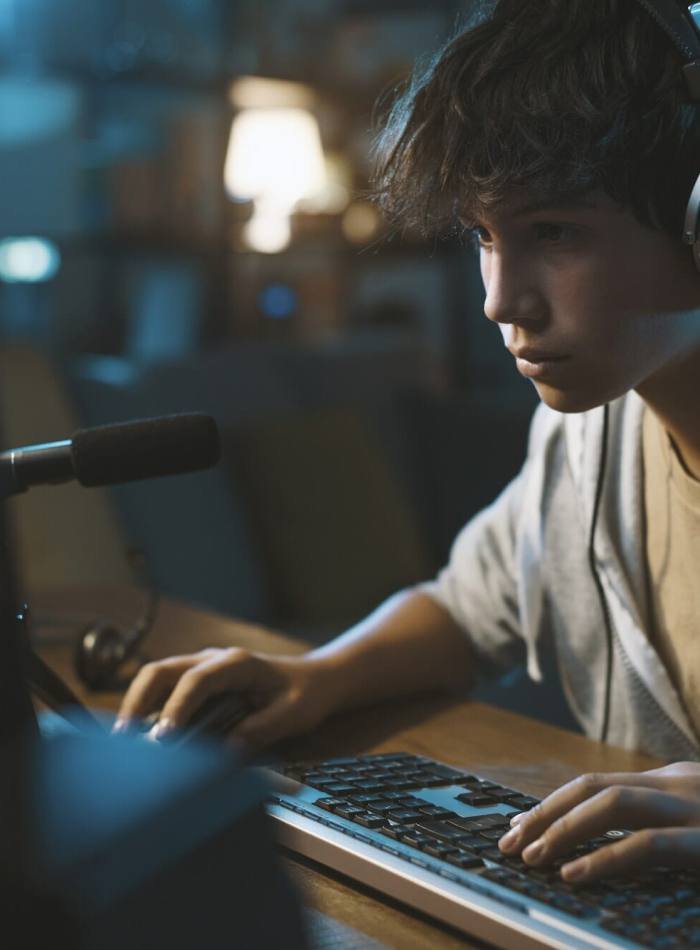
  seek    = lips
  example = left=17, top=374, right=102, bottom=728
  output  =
left=510, top=348, right=566, bottom=363
left=510, top=349, right=570, bottom=381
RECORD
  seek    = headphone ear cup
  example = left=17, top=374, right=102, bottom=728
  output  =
left=74, top=622, right=129, bottom=691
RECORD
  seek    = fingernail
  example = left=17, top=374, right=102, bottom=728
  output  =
left=499, top=828, right=520, bottom=852
left=112, top=718, right=129, bottom=734
left=509, top=812, right=524, bottom=826
left=522, top=839, right=545, bottom=864
left=149, top=718, right=173, bottom=742
left=561, top=860, right=586, bottom=882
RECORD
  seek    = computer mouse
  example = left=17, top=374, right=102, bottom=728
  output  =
left=140, top=689, right=253, bottom=743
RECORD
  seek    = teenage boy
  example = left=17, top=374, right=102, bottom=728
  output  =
left=115, top=0, right=700, bottom=881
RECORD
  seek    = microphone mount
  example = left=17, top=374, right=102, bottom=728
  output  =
left=0, top=440, right=73, bottom=497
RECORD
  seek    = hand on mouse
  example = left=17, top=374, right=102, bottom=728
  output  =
left=497, top=762, right=700, bottom=883
left=112, top=647, right=339, bottom=747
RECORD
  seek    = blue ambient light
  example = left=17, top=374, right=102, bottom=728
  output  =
left=0, top=237, right=61, bottom=283
left=258, top=283, right=297, bottom=319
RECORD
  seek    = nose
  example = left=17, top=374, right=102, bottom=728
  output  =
left=482, top=250, right=547, bottom=328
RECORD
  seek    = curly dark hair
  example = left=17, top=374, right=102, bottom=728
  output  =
left=373, top=0, right=700, bottom=239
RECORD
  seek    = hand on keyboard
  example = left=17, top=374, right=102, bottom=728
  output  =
left=498, top=761, right=700, bottom=884
left=112, top=646, right=338, bottom=746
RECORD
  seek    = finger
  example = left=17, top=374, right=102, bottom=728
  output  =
left=518, top=786, right=700, bottom=866
left=499, top=770, right=679, bottom=854
left=157, top=651, right=261, bottom=733
left=115, top=655, right=200, bottom=726
left=561, top=827, right=700, bottom=885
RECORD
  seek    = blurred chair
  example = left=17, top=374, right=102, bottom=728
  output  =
left=66, top=339, right=439, bottom=632
left=0, top=345, right=132, bottom=594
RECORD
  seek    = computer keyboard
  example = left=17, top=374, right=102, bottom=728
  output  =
left=265, top=752, right=700, bottom=949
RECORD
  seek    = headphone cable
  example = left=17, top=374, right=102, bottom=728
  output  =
left=588, top=404, right=614, bottom=743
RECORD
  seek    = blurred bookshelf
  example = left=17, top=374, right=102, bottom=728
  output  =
left=0, top=0, right=519, bottom=396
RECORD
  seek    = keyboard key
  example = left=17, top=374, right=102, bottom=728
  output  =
left=424, top=842, right=460, bottom=859
left=476, top=782, right=505, bottom=794
left=502, top=794, right=539, bottom=810
left=447, top=814, right=506, bottom=832
left=365, top=801, right=398, bottom=815
left=548, top=895, right=597, bottom=919
left=415, top=820, right=469, bottom=842
left=396, top=796, right=427, bottom=808
left=388, top=809, right=423, bottom=824
left=479, top=829, right=506, bottom=842
left=353, top=812, right=386, bottom=829
left=353, top=780, right=389, bottom=793
left=348, top=793, right=386, bottom=805
left=401, top=771, right=432, bottom=785
left=335, top=805, right=365, bottom=820
left=314, top=797, right=346, bottom=812
left=429, top=765, right=472, bottom=781
left=456, top=835, right=492, bottom=852
left=455, top=792, right=498, bottom=808
left=417, top=805, right=456, bottom=819
left=399, top=831, right=438, bottom=849
left=458, top=777, right=483, bottom=789
left=418, top=772, right=454, bottom=787
left=445, top=850, right=484, bottom=870
left=481, top=848, right=507, bottom=863
left=380, top=823, right=411, bottom=840
left=303, top=772, right=333, bottom=785
left=323, top=783, right=358, bottom=796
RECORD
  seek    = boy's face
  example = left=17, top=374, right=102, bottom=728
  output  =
left=476, top=190, right=700, bottom=414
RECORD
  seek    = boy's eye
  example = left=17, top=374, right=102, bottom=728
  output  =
left=534, top=222, right=576, bottom=243
left=473, top=226, right=493, bottom=248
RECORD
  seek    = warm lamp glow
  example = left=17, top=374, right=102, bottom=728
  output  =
left=243, top=203, right=292, bottom=255
left=224, top=107, right=327, bottom=253
left=342, top=201, right=382, bottom=244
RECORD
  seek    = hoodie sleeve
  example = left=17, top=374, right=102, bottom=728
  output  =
left=420, top=403, right=561, bottom=677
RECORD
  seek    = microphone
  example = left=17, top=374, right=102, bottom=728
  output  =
left=0, top=413, right=220, bottom=497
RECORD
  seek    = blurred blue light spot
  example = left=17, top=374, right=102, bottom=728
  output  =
left=0, top=237, right=61, bottom=283
left=258, top=283, right=297, bottom=320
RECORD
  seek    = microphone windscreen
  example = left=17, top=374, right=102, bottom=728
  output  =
left=71, top=413, right=221, bottom=487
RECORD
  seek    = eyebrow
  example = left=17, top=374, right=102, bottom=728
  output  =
left=459, top=195, right=598, bottom=231
left=509, top=196, right=598, bottom=218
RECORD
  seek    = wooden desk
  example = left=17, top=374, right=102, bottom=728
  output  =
left=32, top=586, right=660, bottom=950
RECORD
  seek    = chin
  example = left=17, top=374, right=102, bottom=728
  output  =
left=533, top=382, right=613, bottom=415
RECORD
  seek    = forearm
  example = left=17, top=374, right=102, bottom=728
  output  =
left=308, top=588, right=476, bottom=714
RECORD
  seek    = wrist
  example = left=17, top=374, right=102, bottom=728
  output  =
left=302, top=648, right=351, bottom=719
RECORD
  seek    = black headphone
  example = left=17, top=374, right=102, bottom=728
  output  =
left=632, top=1, right=700, bottom=269
left=73, top=549, right=160, bottom=691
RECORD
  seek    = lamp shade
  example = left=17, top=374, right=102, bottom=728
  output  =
left=224, top=108, right=326, bottom=210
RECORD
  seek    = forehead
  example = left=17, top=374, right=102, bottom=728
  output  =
left=464, top=188, right=611, bottom=227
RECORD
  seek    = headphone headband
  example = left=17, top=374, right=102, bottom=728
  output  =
left=632, top=1, right=700, bottom=257
left=632, top=0, right=700, bottom=98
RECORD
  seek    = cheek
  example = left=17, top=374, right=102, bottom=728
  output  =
left=479, top=251, right=490, bottom=289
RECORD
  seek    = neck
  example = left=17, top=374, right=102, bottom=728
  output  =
left=638, top=347, right=700, bottom=481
